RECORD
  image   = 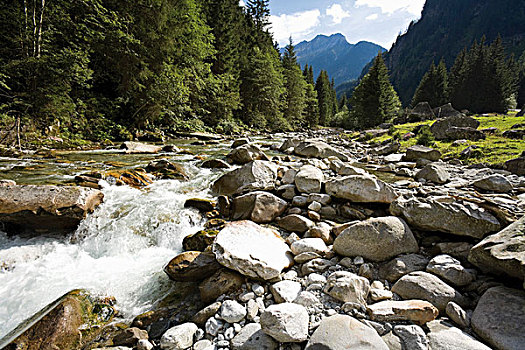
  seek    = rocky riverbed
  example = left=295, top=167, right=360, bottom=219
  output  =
left=1, top=129, right=524, bottom=350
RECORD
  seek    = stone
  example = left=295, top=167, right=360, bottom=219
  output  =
left=205, top=317, right=223, bottom=336
left=408, top=102, right=436, bottom=121
left=3, top=290, right=114, bottom=350
left=192, top=302, right=222, bottom=326
left=379, top=254, right=429, bottom=282
left=295, top=165, right=324, bottom=194
left=270, top=280, right=302, bottom=303
left=211, top=161, right=278, bottom=196
left=184, top=198, right=216, bottom=212
left=164, top=251, right=221, bottom=282
left=308, top=201, right=322, bottom=212
left=446, top=301, right=470, bottom=329
left=324, top=271, right=370, bottom=304
left=367, top=300, right=438, bottom=325
left=227, top=144, right=269, bottom=165
left=415, top=164, right=450, bottom=184
left=468, top=215, right=525, bottom=283
left=201, top=158, right=231, bottom=169
left=504, top=157, right=525, bottom=176
left=231, top=191, right=287, bottom=223
left=391, top=271, right=466, bottom=313
left=137, top=339, right=155, bottom=350
left=382, top=332, right=403, bottom=350
left=199, top=269, right=244, bottom=303
left=338, top=164, right=369, bottom=176
left=260, top=303, right=309, bottom=343
left=193, top=340, right=213, bottom=350
left=220, top=300, right=247, bottom=323
left=280, top=139, right=301, bottom=152
left=213, top=221, right=293, bottom=280
left=471, top=286, right=525, bottom=350
left=294, top=140, right=348, bottom=161
left=426, top=255, right=475, bottom=287
left=182, top=230, right=218, bottom=252
left=404, top=145, right=442, bottom=162
left=371, top=142, right=401, bottom=156
left=112, top=328, right=148, bottom=346
left=445, top=127, right=486, bottom=141
left=159, top=323, right=198, bottom=350
left=294, top=291, right=320, bottom=307
left=290, top=238, right=329, bottom=256
left=433, top=103, right=463, bottom=119
left=278, top=214, right=314, bottom=233
left=121, top=141, right=161, bottom=154
left=390, top=196, right=500, bottom=239
left=231, top=323, right=278, bottom=350
left=430, top=115, right=480, bottom=140
left=306, top=223, right=332, bottom=244
left=292, top=196, right=308, bottom=207
left=427, top=322, right=491, bottom=350
left=393, top=325, right=428, bottom=350
left=305, top=315, right=389, bottom=350
left=0, top=185, right=104, bottom=234
left=473, top=174, right=513, bottom=193
left=326, top=175, right=398, bottom=203
left=334, top=217, right=419, bottom=262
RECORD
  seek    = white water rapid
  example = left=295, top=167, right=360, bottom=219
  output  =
left=0, top=163, right=221, bottom=339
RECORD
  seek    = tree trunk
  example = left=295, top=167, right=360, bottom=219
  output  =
left=36, top=0, right=46, bottom=58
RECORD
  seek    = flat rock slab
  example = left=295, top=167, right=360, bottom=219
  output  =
left=294, top=140, right=348, bottom=161
left=326, top=175, right=398, bottom=203
left=121, top=141, right=162, bottom=154
left=0, top=185, right=104, bottom=234
left=469, top=215, right=525, bottom=283
left=367, top=300, right=439, bottom=325
left=471, top=286, right=525, bottom=350
left=213, top=221, right=294, bottom=280
left=305, top=314, right=389, bottom=350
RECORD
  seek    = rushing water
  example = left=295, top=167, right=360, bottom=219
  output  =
left=0, top=158, right=222, bottom=339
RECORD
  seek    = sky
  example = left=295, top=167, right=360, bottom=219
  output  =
left=246, top=0, right=426, bottom=49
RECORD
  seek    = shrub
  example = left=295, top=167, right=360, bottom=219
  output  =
left=416, top=125, right=435, bottom=146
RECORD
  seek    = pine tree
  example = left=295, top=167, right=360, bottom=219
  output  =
left=330, top=77, right=338, bottom=115
left=315, top=71, right=334, bottom=126
left=412, top=59, right=449, bottom=108
left=282, top=38, right=307, bottom=127
left=349, top=53, right=401, bottom=129
left=304, top=83, right=319, bottom=127
left=518, top=51, right=525, bottom=108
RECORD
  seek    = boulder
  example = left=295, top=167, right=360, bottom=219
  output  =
left=219, top=300, right=247, bottom=323
left=433, top=103, right=464, bottom=119
left=231, top=323, right=278, bottom=350
left=1, top=290, right=114, bottom=350
left=390, top=196, right=500, bottom=239
left=260, top=303, right=309, bottom=343
left=146, top=159, right=189, bottom=180
left=211, top=161, right=278, bottom=196
left=426, top=255, right=475, bottom=287
left=212, top=221, right=293, bottom=280
left=199, top=269, right=244, bottom=303
left=370, top=142, right=401, bottom=156
left=471, top=286, right=525, bottom=350
left=112, top=328, right=148, bottom=347
left=278, top=214, right=314, bottom=233
left=305, top=315, right=389, bottom=350
left=445, top=127, right=486, bottom=141
left=415, top=164, right=450, bottom=184
left=0, top=185, right=104, bottom=234
left=404, top=145, right=442, bottom=162
left=408, top=102, right=436, bottom=121
left=431, top=114, right=480, bottom=140
left=391, top=271, right=466, bottom=313
left=201, top=158, right=231, bottom=169
left=160, top=323, right=198, bottom=350
left=182, top=230, right=217, bottom=252
left=504, top=156, right=525, bottom=176
left=227, top=144, right=269, bottom=165
left=231, top=191, right=287, bottom=223
left=324, top=271, right=370, bottom=304
left=367, top=300, right=439, bottom=325
left=393, top=325, right=428, bottom=350
left=164, top=251, right=221, bottom=282
left=468, top=215, right=525, bottom=283
left=279, top=139, right=301, bottom=152
left=294, top=140, right=348, bottom=161
left=427, top=321, right=492, bottom=350
left=326, top=175, right=398, bottom=204
left=184, top=198, right=216, bottom=212
left=231, top=138, right=250, bottom=148
left=294, top=165, right=324, bottom=194
left=270, top=280, right=302, bottom=303
left=334, top=217, right=419, bottom=262
left=379, top=254, right=429, bottom=282
left=472, top=174, right=513, bottom=193
left=290, top=238, right=329, bottom=256
left=503, top=129, right=525, bottom=139
left=121, top=141, right=161, bottom=154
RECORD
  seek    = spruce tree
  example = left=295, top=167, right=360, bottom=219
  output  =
left=304, top=83, right=319, bottom=127
left=282, top=38, right=307, bottom=127
left=349, top=53, right=401, bottom=129
left=412, top=59, right=449, bottom=108
left=518, top=51, right=525, bottom=108
left=315, top=71, right=333, bottom=126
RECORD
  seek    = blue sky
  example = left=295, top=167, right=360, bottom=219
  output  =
left=250, top=0, right=426, bottom=49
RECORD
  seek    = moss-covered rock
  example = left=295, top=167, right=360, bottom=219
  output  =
left=182, top=230, right=218, bottom=251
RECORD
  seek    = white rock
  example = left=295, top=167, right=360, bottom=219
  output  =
left=294, top=291, right=320, bottom=307
left=290, top=238, right=329, bottom=256
left=325, top=175, right=398, bottom=203
left=260, top=303, right=309, bottom=342
left=324, top=271, right=370, bottom=304
left=231, top=323, right=278, bottom=350
left=270, top=280, right=302, bottom=303
left=220, top=300, right=247, bottom=323
left=426, top=254, right=475, bottom=287
left=160, top=323, right=198, bottom=350
left=393, top=325, right=428, bottom=350
left=295, top=165, right=324, bottom=194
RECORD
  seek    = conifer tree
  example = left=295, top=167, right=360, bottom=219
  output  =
left=412, top=59, right=449, bottom=108
left=349, top=53, right=401, bottom=129
left=518, top=51, right=525, bottom=108
left=315, top=71, right=334, bottom=125
left=282, top=38, right=307, bottom=127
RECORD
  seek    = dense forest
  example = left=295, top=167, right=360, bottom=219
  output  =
left=0, top=0, right=338, bottom=143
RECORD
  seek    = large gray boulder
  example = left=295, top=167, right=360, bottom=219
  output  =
left=160, top=323, right=198, bottom=350
left=294, top=140, right=348, bottom=161
left=231, top=191, right=287, bottom=223
left=427, top=320, right=492, bottom=350
left=260, top=303, right=309, bottom=342
left=0, top=185, right=104, bottom=234
left=433, top=103, right=463, bottom=119
left=445, top=127, right=486, bottom=141
left=391, top=271, right=467, bottom=313
left=390, top=196, right=500, bottom=239
left=468, top=215, right=525, bottom=284
left=379, top=254, right=430, bottom=282
left=324, top=271, right=370, bottom=304
left=305, top=315, right=389, bottom=350
left=334, top=217, right=419, bottom=262
left=227, top=144, right=269, bottom=165
left=504, top=156, right=525, bottom=176
left=231, top=323, right=277, bottom=350
left=213, top=221, right=294, bottom=280
left=295, top=165, right=324, bottom=194
left=212, top=161, right=278, bottom=196
left=472, top=174, right=513, bottom=193
left=471, top=286, right=525, bottom=350
left=415, top=164, right=450, bottom=184
left=326, top=175, right=398, bottom=203
left=426, top=255, right=476, bottom=287
left=430, top=114, right=480, bottom=140
left=404, top=145, right=442, bottom=162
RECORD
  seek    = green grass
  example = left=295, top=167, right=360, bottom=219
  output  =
left=362, top=112, right=525, bottom=165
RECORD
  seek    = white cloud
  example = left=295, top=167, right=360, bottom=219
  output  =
left=354, top=0, right=425, bottom=16
left=326, top=4, right=351, bottom=24
left=365, top=13, right=378, bottom=21
left=239, top=0, right=245, bottom=7
left=270, top=9, right=321, bottom=46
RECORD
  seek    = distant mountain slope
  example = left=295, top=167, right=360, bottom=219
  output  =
left=293, top=34, right=385, bottom=85
left=384, top=0, right=525, bottom=105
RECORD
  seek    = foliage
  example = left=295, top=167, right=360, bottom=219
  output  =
left=416, top=125, right=436, bottom=146
left=282, top=38, right=307, bottom=128
left=315, top=70, right=336, bottom=126
left=412, top=60, right=448, bottom=108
